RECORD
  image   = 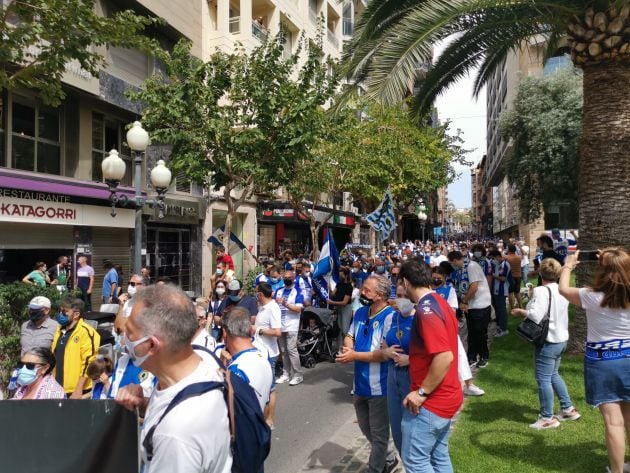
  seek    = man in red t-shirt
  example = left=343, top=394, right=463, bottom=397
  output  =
left=399, top=260, right=463, bottom=472
left=216, top=246, right=234, bottom=271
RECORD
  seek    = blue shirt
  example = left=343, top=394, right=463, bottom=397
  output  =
left=384, top=311, right=413, bottom=357
left=351, top=270, right=368, bottom=289
left=102, top=268, right=118, bottom=298
left=348, top=305, right=393, bottom=397
left=553, top=238, right=576, bottom=264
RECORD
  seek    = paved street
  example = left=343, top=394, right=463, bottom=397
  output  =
left=266, top=358, right=404, bottom=473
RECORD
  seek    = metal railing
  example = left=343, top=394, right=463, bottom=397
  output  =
left=229, top=16, right=240, bottom=34
left=252, top=21, right=268, bottom=42
left=327, top=29, right=339, bottom=49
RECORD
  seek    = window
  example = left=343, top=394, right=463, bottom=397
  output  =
left=91, top=112, right=132, bottom=185
left=0, top=95, right=4, bottom=167
left=10, top=99, right=61, bottom=175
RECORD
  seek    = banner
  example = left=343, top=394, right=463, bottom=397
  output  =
left=366, top=186, right=396, bottom=241
left=312, top=231, right=340, bottom=301
left=208, top=225, right=247, bottom=255
left=0, top=400, right=138, bottom=473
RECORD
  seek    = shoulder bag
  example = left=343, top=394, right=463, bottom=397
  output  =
left=515, top=286, right=551, bottom=346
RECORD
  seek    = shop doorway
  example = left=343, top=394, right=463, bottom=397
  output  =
left=0, top=249, right=74, bottom=284
left=146, top=228, right=191, bottom=291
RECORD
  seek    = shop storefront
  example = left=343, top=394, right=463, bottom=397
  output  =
left=257, top=202, right=358, bottom=257
left=145, top=197, right=204, bottom=294
left=0, top=168, right=135, bottom=302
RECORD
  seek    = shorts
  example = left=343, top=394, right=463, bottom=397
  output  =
left=509, top=277, right=521, bottom=294
left=584, top=356, right=630, bottom=407
left=269, top=356, right=278, bottom=391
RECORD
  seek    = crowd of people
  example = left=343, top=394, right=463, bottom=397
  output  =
left=4, top=232, right=630, bottom=473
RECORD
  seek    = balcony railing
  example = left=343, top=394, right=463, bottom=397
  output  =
left=327, top=29, right=339, bottom=49
left=252, top=21, right=268, bottom=42
left=229, top=16, right=240, bottom=34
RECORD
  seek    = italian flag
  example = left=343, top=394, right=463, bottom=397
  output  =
left=334, top=215, right=354, bottom=226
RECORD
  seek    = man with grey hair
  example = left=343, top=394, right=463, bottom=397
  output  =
left=222, top=307, right=272, bottom=412
left=336, top=274, right=398, bottom=473
left=115, top=284, right=232, bottom=473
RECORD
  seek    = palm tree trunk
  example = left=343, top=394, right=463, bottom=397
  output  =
left=569, top=60, right=630, bottom=352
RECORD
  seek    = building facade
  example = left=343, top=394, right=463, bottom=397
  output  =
left=470, top=156, right=493, bottom=238
left=1, top=1, right=206, bottom=301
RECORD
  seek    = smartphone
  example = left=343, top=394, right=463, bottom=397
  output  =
left=578, top=250, right=599, bottom=262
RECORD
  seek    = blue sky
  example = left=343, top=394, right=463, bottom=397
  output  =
left=434, top=43, right=487, bottom=209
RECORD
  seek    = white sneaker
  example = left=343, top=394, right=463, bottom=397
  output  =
left=529, top=417, right=560, bottom=430
left=289, top=376, right=303, bottom=386
left=275, top=374, right=290, bottom=384
left=464, top=384, right=485, bottom=396
left=605, top=463, right=630, bottom=473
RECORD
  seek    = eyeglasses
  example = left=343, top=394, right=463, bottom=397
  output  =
left=129, top=282, right=144, bottom=287
left=17, top=362, right=44, bottom=370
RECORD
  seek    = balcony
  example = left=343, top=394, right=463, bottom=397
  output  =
left=252, top=21, right=268, bottom=42
left=229, top=16, right=240, bottom=34
left=327, top=29, right=339, bottom=49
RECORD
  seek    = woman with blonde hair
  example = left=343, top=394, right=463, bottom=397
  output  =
left=560, top=248, right=630, bottom=473
left=512, top=258, right=580, bottom=430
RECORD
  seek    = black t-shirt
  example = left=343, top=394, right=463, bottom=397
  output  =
left=332, top=282, right=353, bottom=303
left=217, top=295, right=258, bottom=318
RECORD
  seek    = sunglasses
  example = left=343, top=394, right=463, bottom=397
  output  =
left=129, top=282, right=144, bottom=287
left=17, top=362, right=44, bottom=370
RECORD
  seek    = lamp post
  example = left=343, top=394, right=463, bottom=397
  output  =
left=418, top=211, right=427, bottom=243
left=102, top=121, right=172, bottom=274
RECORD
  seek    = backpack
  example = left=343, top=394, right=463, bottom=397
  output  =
left=142, top=346, right=271, bottom=473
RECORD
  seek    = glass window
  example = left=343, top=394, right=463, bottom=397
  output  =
left=12, top=102, right=35, bottom=137
left=91, top=112, right=132, bottom=185
left=9, top=98, right=61, bottom=174
left=11, top=136, right=35, bottom=171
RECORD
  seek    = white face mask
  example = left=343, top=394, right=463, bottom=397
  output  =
left=127, top=284, right=137, bottom=297
left=216, top=287, right=226, bottom=296
left=123, top=334, right=151, bottom=367
left=395, top=298, right=415, bottom=316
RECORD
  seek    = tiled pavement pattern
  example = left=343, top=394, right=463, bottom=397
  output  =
left=298, top=318, right=498, bottom=472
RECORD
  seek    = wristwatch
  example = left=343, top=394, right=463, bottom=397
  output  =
left=418, top=387, right=429, bottom=397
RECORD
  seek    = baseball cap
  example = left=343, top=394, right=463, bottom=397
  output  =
left=551, top=228, right=561, bottom=235
left=228, top=279, right=243, bottom=294
left=28, top=296, right=51, bottom=310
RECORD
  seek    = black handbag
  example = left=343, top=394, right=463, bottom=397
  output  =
left=516, top=286, right=552, bottom=346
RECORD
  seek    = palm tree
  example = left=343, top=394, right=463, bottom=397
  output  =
left=342, top=0, right=630, bottom=349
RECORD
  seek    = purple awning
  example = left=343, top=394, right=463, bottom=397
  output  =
left=0, top=168, right=143, bottom=201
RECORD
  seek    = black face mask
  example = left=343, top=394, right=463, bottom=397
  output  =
left=433, top=278, right=443, bottom=287
left=359, top=296, right=374, bottom=307
left=29, top=310, right=46, bottom=323
left=283, top=278, right=294, bottom=287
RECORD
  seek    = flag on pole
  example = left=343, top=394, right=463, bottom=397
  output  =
left=207, top=225, right=246, bottom=255
left=312, top=231, right=340, bottom=302
left=366, top=186, right=396, bottom=241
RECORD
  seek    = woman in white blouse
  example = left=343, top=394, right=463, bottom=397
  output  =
left=512, top=258, right=581, bottom=430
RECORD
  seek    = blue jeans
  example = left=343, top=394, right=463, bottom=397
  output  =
left=522, top=264, right=529, bottom=285
left=534, top=341, right=573, bottom=418
left=402, top=408, right=453, bottom=473
left=387, top=364, right=410, bottom=454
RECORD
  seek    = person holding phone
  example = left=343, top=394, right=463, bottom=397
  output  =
left=560, top=248, right=630, bottom=473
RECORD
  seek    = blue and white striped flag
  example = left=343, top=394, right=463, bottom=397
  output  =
left=312, top=231, right=340, bottom=302
left=366, top=186, right=396, bottom=241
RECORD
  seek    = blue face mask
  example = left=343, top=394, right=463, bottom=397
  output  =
left=376, top=266, right=385, bottom=274
left=17, top=366, right=39, bottom=387
left=57, top=312, right=70, bottom=327
left=228, top=295, right=241, bottom=302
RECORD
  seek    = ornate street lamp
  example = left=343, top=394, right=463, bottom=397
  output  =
left=102, top=121, right=172, bottom=273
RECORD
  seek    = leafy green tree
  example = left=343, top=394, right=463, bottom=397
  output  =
left=499, top=68, right=583, bottom=223
left=1, top=0, right=158, bottom=105
left=341, top=0, right=630, bottom=349
left=131, top=34, right=337, bottom=247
